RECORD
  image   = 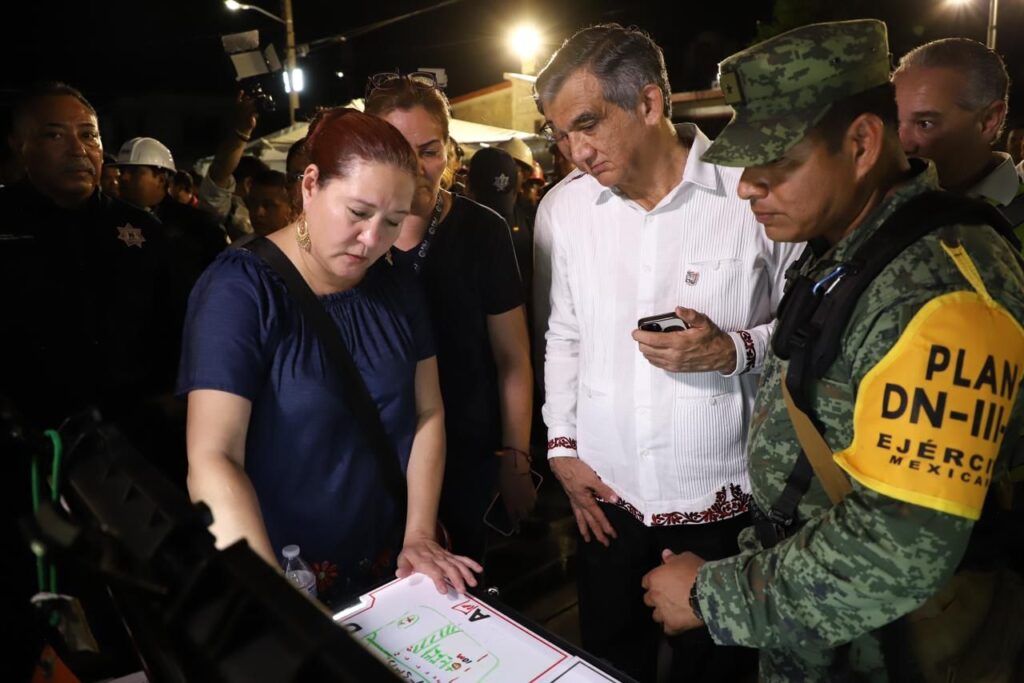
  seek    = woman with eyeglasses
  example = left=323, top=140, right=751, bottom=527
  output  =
left=179, top=108, right=481, bottom=603
left=365, top=73, right=537, bottom=562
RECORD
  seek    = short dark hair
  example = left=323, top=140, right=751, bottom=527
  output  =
left=450, top=137, right=464, bottom=160
left=12, top=82, right=96, bottom=134
left=534, top=24, right=672, bottom=118
left=285, top=136, right=308, bottom=172
left=233, top=155, right=269, bottom=184
left=172, top=169, right=194, bottom=192
left=811, top=83, right=899, bottom=154
left=251, top=168, right=288, bottom=190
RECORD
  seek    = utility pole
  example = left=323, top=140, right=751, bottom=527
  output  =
left=987, top=0, right=999, bottom=49
left=283, top=0, right=299, bottom=124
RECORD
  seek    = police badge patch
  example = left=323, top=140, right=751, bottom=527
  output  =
left=116, top=223, right=146, bottom=248
left=685, top=271, right=699, bottom=286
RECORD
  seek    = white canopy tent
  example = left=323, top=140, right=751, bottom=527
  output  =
left=196, top=99, right=537, bottom=174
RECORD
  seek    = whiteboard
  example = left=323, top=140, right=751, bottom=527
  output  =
left=333, top=575, right=623, bottom=682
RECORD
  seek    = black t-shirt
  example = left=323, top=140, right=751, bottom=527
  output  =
left=392, top=195, right=524, bottom=451
left=510, top=201, right=534, bottom=300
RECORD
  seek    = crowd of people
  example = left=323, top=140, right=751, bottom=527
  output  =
left=2, top=13, right=1024, bottom=683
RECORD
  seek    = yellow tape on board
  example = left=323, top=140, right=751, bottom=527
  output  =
left=834, top=291, right=1024, bottom=519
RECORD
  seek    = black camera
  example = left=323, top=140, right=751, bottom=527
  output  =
left=223, top=30, right=283, bottom=114
left=246, top=81, right=277, bottom=113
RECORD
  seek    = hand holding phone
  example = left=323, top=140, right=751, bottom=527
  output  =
left=638, top=311, right=690, bottom=332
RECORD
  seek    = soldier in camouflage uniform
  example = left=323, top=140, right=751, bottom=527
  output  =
left=641, top=19, right=1024, bottom=681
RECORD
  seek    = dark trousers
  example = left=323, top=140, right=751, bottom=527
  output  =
left=577, top=503, right=758, bottom=683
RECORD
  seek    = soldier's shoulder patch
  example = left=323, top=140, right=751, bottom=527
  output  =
left=834, top=291, right=1024, bottom=519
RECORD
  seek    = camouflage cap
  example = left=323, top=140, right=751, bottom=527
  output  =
left=702, top=19, right=891, bottom=167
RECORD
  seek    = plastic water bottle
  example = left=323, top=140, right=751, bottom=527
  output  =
left=282, top=544, right=317, bottom=598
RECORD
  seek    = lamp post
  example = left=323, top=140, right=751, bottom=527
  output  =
left=987, top=0, right=999, bottom=49
left=225, top=0, right=301, bottom=124
left=281, top=0, right=299, bottom=124
left=948, top=0, right=999, bottom=49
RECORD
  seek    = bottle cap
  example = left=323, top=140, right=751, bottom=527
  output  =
left=282, top=544, right=300, bottom=560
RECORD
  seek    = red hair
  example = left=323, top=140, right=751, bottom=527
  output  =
left=304, top=107, right=417, bottom=184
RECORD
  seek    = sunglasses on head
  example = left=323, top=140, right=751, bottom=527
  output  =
left=365, top=71, right=440, bottom=99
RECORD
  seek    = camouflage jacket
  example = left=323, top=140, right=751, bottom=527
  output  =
left=696, top=162, right=1024, bottom=681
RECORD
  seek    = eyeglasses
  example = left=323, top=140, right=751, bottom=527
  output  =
left=365, top=71, right=441, bottom=100
left=538, top=122, right=564, bottom=145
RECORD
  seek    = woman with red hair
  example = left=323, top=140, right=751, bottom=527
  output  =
left=178, top=108, right=480, bottom=604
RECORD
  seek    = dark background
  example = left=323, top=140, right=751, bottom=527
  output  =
left=5, top=0, right=1024, bottom=165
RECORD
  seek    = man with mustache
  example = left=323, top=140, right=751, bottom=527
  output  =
left=0, top=82, right=177, bottom=679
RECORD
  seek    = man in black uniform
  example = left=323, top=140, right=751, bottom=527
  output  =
left=116, top=135, right=226, bottom=299
left=0, top=82, right=178, bottom=679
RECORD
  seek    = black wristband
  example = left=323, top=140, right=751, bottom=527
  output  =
left=689, top=578, right=704, bottom=623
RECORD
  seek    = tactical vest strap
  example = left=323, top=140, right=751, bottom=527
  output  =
left=998, top=182, right=1024, bottom=231
left=808, top=191, right=1017, bottom=379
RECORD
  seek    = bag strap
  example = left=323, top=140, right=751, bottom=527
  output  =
left=808, top=191, right=1018, bottom=379
left=781, top=382, right=851, bottom=505
left=245, top=237, right=409, bottom=513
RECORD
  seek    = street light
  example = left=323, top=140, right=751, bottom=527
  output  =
left=224, top=0, right=301, bottom=124
left=508, top=22, right=542, bottom=75
left=946, top=0, right=999, bottom=48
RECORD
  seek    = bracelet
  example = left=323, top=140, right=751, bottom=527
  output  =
left=496, top=447, right=531, bottom=473
left=689, top=578, right=704, bottom=623
left=234, top=129, right=252, bottom=142
left=495, top=447, right=531, bottom=461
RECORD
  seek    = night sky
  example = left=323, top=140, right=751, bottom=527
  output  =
left=6, top=0, right=1024, bottom=161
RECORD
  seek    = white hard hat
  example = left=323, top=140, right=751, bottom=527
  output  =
left=495, top=137, right=534, bottom=169
left=115, top=137, right=176, bottom=173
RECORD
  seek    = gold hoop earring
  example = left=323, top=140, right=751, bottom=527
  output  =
left=296, top=215, right=311, bottom=251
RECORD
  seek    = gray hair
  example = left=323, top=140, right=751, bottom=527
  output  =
left=895, top=38, right=1008, bottom=123
left=534, top=24, right=672, bottom=119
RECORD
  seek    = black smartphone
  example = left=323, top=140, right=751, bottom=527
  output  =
left=483, top=469, right=544, bottom=537
left=637, top=312, right=690, bottom=332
